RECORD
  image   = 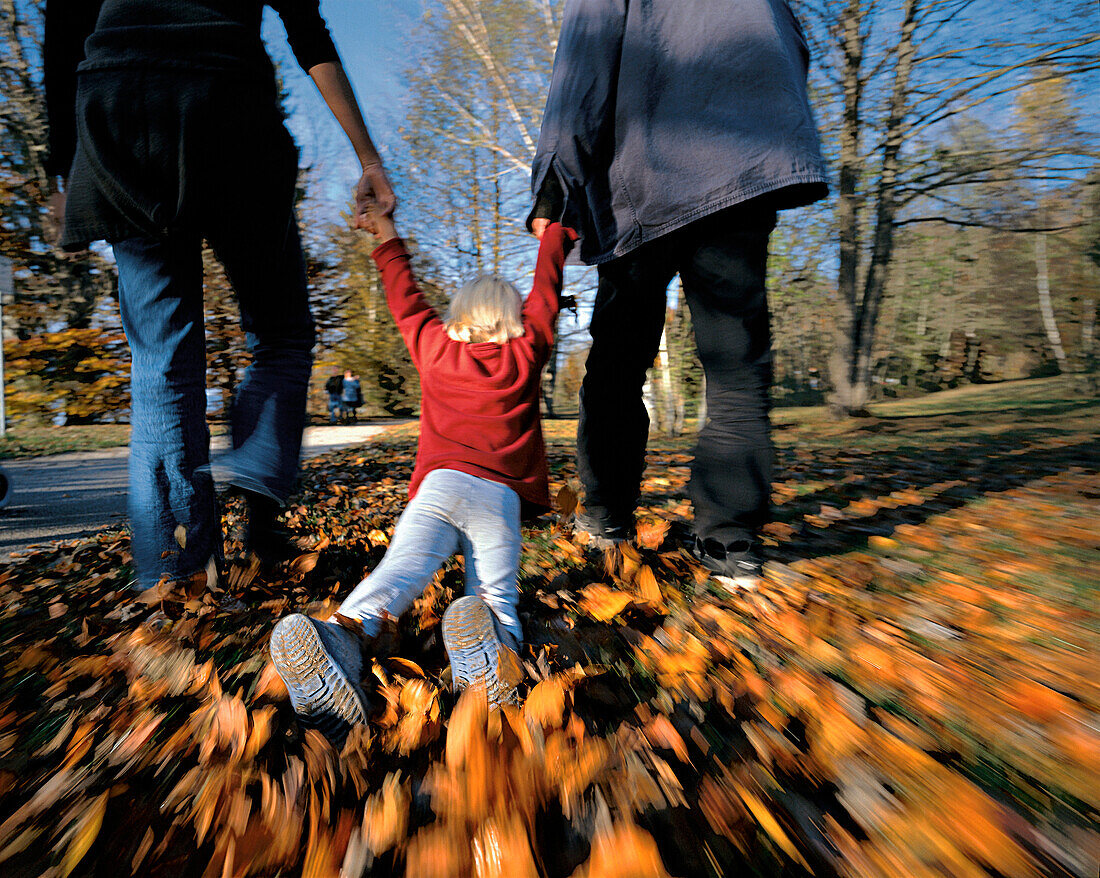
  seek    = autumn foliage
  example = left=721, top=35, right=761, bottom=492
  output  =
left=0, top=393, right=1098, bottom=877
left=4, top=327, right=131, bottom=425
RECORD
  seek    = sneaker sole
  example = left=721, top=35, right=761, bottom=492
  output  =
left=441, top=596, right=517, bottom=707
left=269, top=614, right=369, bottom=744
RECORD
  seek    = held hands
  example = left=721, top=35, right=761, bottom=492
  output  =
left=357, top=195, right=398, bottom=243
left=532, top=219, right=579, bottom=256
left=354, top=162, right=396, bottom=229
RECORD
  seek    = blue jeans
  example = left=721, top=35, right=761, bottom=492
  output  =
left=338, top=469, right=523, bottom=645
left=328, top=393, right=343, bottom=423
left=113, top=215, right=314, bottom=589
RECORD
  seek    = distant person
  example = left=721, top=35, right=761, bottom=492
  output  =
left=340, top=370, right=363, bottom=422
left=269, top=202, right=576, bottom=744
left=528, top=0, right=828, bottom=588
left=44, top=0, right=395, bottom=582
left=325, top=369, right=345, bottom=424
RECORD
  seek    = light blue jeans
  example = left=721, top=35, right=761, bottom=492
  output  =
left=338, top=469, right=523, bottom=645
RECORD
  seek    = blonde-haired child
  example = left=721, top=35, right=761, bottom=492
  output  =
left=269, top=205, right=576, bottom=744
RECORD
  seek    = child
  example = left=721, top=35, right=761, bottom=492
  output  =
left=269, top=205, right=576, bottom=744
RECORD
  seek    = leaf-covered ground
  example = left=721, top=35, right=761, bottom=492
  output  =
left=1, top=377, right=1097, bottom=877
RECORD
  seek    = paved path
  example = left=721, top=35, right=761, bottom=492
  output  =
left=0, top=424, right=399, bottom=560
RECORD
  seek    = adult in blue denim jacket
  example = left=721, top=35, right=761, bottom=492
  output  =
left=44, top=1, right=394, bottom=588
left=529, top=0, right=829, bottom=585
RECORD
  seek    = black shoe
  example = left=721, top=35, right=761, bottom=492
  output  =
left=573, top=509, right=634, bottom=549
left=241, top=490, right=293, bottom=564
left=690, top=537, right=763, bottom=591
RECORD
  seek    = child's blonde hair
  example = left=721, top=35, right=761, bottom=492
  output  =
left=444, top=274, right=524, bottom=343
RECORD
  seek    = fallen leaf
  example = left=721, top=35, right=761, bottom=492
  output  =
left=58, top=792, right=108, bottom=878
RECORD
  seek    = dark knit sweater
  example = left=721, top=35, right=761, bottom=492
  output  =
left=44, top=1, right=339, bottom=247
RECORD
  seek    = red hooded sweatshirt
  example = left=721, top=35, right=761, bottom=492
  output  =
left=371, top=223, right=576, bottom=514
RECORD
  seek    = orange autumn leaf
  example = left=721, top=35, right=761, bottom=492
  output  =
left=1004, top=678, right=1071, bottom=723
left=644, top=714, right=689, bottom=763
left=578, top=585, right=633, bottom=622
left=362, top=772, right=410, bottom=855
left=446, top=688, right=490, bottom=771
left=634, top=565, right=665, bottom=610
left=389, top=656, right=427, bottom=678
left=525, top=677, right=569, bottom=729
left=732, top=781, right=810, bottom=870
left=404, top=826, right=471, bottom=878
left=556, top=485, right=579, bottom=517
left=57, top=792, right=108, bottom=878
left=472, top=815, right=539, bottom=878
left=569, top=823, right=674, bottom=878
left=290, top=552, right=320, bottom=574
left=635, top=519, right=670, bottom=550
left=399, top=678, right=441, bottom=717
left=253, top=662, right=288, bottom=701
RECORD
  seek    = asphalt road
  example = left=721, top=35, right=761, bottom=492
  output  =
left=0, top=424, right=397, bottom=560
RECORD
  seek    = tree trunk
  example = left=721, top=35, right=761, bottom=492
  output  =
left=656, top=325, right=678, bottom=436
left=1081, top=297, right=1097, bottom=391
left=469, top=147, right=483, bottom=272
left=831, top=0, right=921, bottom=416
left=642, top=376, right=657, bottom=429
left=1034, top=232, right=1067, bottom=374
left=542, top=335, right=559, bottom=417
left=1081, top=298, right=1096, bottom=362
left=829, top=0, right=867, bottom=415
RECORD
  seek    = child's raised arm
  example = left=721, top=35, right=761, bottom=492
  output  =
left=366, top=210, right=442, bottom=366
left=523, top=223, right=578, bottom=359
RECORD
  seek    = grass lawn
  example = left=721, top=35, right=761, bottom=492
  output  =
left=0, top=423, right=131, bottom=460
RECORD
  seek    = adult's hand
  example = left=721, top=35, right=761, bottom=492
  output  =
left=531, top=218, right=551, bottom=240
left=354, top=163, right=395, bottom=230
left=308, top=61, right=396, bottom=226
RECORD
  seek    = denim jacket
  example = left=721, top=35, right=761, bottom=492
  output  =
left=529, top=0, right=829, bottom=265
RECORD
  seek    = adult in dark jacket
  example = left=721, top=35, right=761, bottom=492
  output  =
left=44, top=0, right=395, bottom=587
left=529, top=0, right=828, bottom=585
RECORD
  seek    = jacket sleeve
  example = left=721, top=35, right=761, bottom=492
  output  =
left=370, top=238, right=442, bottom=368
left=44, top=0, right=104, bottom=178
left=527, top=0, right=628, bottom=229
left=270, top=0, right=341, bottom=72
left=523, top=224, right=578, bottom=361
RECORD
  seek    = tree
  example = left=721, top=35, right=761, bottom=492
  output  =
left=1013, top=75, right=1091, bottom=374
left=799, top=0, right=1100, bottom=414
left=402, top=0, right=557, bottom=279
left=0, top=0, right=115, bottom=336
left=4, top=322, right=130, bottom=424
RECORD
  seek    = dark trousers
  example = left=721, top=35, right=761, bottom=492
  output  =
left=577, top=203, right=777, bottom=547
left=113, top=213, right=314, bottom=588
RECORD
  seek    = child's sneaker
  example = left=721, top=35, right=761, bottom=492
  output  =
left=269, top=614, right=370, bottom=746
left=441, top=595, right=520, bottom=707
